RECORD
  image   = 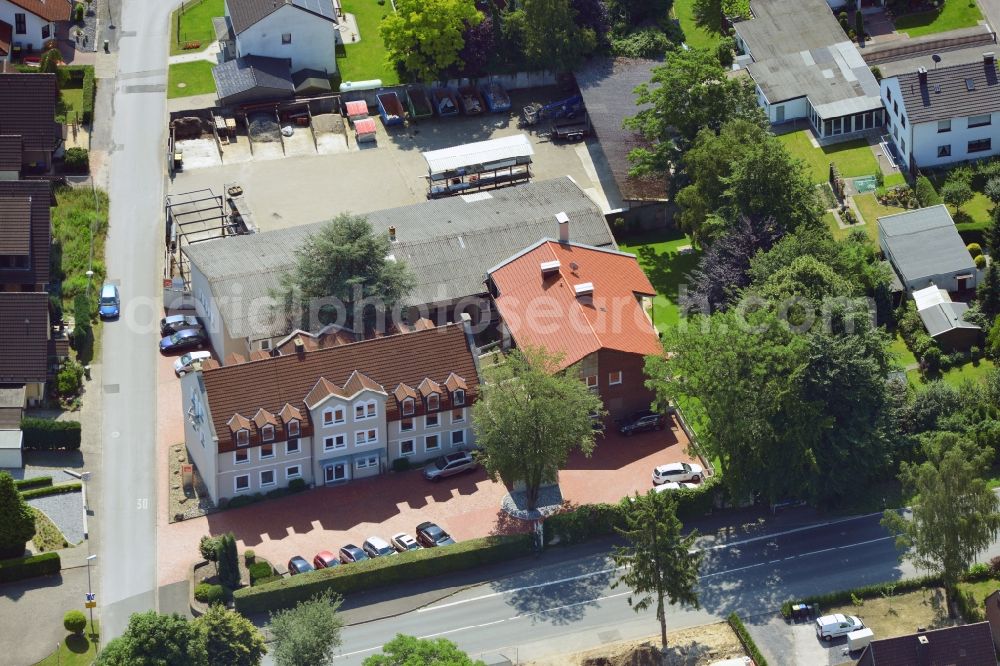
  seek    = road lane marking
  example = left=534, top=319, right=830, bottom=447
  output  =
left=335, top=625, right=482, bottom=659
left=508, top=591, right=633, bottom=620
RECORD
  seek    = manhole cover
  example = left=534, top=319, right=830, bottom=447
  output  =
left=104, top=383, right=119, bottom=393
left=177, top=82, right=186, bottom=88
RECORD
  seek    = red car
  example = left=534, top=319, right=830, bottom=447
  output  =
left=313, top=551, right=339, bottom=569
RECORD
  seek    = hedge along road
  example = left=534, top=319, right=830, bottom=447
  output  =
left=325, top=511, right=1000, bottom=664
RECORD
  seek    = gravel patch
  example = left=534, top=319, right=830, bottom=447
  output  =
left=27, top=491, right=84, bottom=545
left=249, top=113, right=280, bottom=142
left=1, top=467, right=76, bottom=484
left=502, top=484, right=564, bottom=520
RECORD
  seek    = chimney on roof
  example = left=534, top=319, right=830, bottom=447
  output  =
left=575, top=282, right=594, bottom=297
left=389, top=225, right=397, bottom=242
left=917, top=66, right=928, bottom=84
left=985, top=52, right=995, bottom=64
left=556, top=211, right=569, bottom=243
left=541, top=259, right=561, bottom=276
left=294, top=337, right=305, bottom=354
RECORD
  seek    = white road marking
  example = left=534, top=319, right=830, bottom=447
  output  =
left=508, top=591, right=633, bottom=620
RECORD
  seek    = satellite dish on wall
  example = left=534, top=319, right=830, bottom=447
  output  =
left=932, top=54, right=942, bottom=69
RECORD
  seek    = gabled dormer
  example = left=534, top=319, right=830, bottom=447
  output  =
left=394, top=383, right=418, bottom=416
left=253, top=408, right=278, bottom=442
left=279, top=402, right=303, bottom=437
left=418, top=378, right=441, bottom=411
left=228, top=413, right=252, bottom=446
left=444, top=373, right=467, bottom=406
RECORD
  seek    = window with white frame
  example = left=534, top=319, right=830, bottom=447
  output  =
left=451, top=430, right=465, bottom=447
left=355, top=400, right=377, bottom=420
left=355, top=428, right=378, bottom=445
left=262, top=425, right=274, bottom=442
left=453, top=389, right=465, bottom=405
left=287, top=420, right=300, bottom=436
left=425, top=413, right=439, bottom=428
left=400, top=418, right=414, bottom=432
left=969, top=114, right=993, bottom=128
left=324, top=407, right=346, bottom=425
left=938, top=145, right=952, bottom=158
left=608, top=371, right=623, bottom=385
left=355, top=455, right=378, bottom=470
left=236, top=429, right=249, bottom=446
left=585, top=375, right=598, bottom=390
left=425, top=434, right=441, bottom=452
left=260, top=470, right=276, bottom=487
left=452, top=408, right=465, bottom=424
left=427, top=393, right=439, bottom=411
left=286, top=438, right=300, bottom=455
left=234, top=475, right=250, bottom=492
left=260, top=443, right=274, bottom=460
left=234, top=449, right=249, bottom=465
left=323, top=410, right=333, bottom=425
left=402, top=398, right=415, bottom=415
left=938, top=119, right=951, bottom=133
left=285, top=465, right=302, bottom=480
left=400, top=439, right=415, bottom=457
left=324, top=434, right=346, bottom=451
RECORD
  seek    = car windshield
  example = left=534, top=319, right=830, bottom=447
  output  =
left=377, top=544, right=393, bottom=555
left=179, top=354, right=192, bottom=365
left=434, top=457, right=448, bottom=470
left=100, top=296, right=115, bottom=305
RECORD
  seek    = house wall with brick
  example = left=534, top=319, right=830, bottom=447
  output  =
left=596, top=348, right=656, bottom=421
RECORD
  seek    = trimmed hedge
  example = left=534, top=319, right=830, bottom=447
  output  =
left=248, top=561, right=274, bottom=585
left=20, top=482, right=82, bottom=500
left=194, top=582, right=229, bottom=605
left=20, top=418, right=82, bottom=450
left=14, top=476, right=53, bottom=491
left=780, top=575, right=943, bottom=619
left=0, top=552, right=61, bottom=583
left=63, top=65, right=96, bottom=123
left=728, top=613, right=768, bottom=666
left=234, top=533, right=533, bottom=614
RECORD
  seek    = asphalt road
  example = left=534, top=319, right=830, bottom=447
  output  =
left=326, top=512, right=1000, bottom=664
left=97, top=0, right=174, bottom=641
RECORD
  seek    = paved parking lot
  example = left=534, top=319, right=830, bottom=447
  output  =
left=745, top=612, right=855, bottom=666
left=155, top=347, right=702, bottom=586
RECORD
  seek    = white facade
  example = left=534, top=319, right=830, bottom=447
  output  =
left=0, top=0, right=61, bottom=58
left=0, top=430, right=22, bottom=468
left=882, top=75, right=1000, bottom=169
left=231, top=4, right=338, bottom=74
left=755, top=88, right=809, bottom=124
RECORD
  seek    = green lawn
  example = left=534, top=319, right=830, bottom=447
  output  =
left=778, top=130, right=879, bottom=184
left=909, top=358, right=997, bottom=388
left=893, top=0, right=983, bottom=38
left=170, top=0, right=224, bottom=55
left=884, top=172, right=907, bottom=188
left=168, top=61, right=217, bottom=99
left=33, top=622, right=99, bottom=666
left=618, top=230, right=700, bottom=331
left=950, top=192, right=994, bottom=226
left=854, top=193, right=905, bottom=240
left=337, top=0, right=399, bottom=85
left=890, top=333, right=918, bottom=368
left=56, top=87, right=84, bottom=124
left=672, top=0, right=723, bottom=50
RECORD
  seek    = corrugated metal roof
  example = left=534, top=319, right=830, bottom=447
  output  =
left=878, top=205, right=976, bottom=284
left=422, top=135, right=533, bottom=175
left=183, top=178, right=615, bottom=339
left=892, top=58, right=1000, bottom=125
left=918, top=301, right=978, bottom=337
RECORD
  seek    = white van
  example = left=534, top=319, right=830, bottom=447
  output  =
left=815, top=613, right=864, bottom=641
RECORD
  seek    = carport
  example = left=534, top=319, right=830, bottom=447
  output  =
left=423, top=134, right=534, bottom=198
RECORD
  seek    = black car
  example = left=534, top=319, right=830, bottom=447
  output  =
left=416, top=521, right=456, bottom=547
left=287, top=556, right=314, bottom=575
left=339, top=544, right=370, bottom=564
left=160, top=314, right=203, bottom=336
left=159, top=328, right=207, bottom=352
left=618, top=410, right=665, bottom=436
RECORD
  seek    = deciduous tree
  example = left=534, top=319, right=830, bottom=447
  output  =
left=613, top=490, right=702, bottom=648
left=504, top=0, right=596, bottom=73
left=269, top=591, right=344, bottom=666
left=194, top=604, right=266, bottom=666
left=0, top=471, right=35, bottom=558
left=941, top=179, right=974, bottom=214
left=472, top=347, right=604, bottom=511
left=95, top=612, right=207, bottom=666
left=882, top=433, right=1000, bottom=613
left=363, top=634, right=485, bottom=666
left=381, top=0, right=482, bottom=82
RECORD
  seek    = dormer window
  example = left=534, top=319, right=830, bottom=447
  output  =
left=323, top=406, right=346, bottom=425
left=402, top=398, right=415, bottom=415
left=236, top=429, right=249, bottom=447
left=427, top=394, right=439, bottom=411
left=262, top=425, right=274, bottom=442
left=453, top=389, right=465, bottom=406
left=354, top=400, right=377, bottom=420
left=287, top=420, right=300, bottom=437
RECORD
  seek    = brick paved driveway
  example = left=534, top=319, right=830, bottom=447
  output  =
left=155, top=349, right=702, bottom=586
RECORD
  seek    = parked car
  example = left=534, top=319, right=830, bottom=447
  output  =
left=815, top=614, right=864, bottom=641
left=160, top=314, right=203, bottom=336
left=416, top=521, right=455, bottom=547
left=173, top=350, right=212, bottom=375
left=287, top=556, right=314, bottom=575
left=362, top=536, right=396, bottom=558
left=312, top=551, right=339, bottom=569
left=390, top=532, right=422, bottom=553
left=423, top=451, right=477, bottom=481
left=651, top=462, right=704, bottom=485
left=98, top=283, right=120, bottom=319
left=618, top=410, right=666, bottom=436
left=339, top=544, right=370, bottom=564
left=652, top=481, right=699, bottom=493
left=159, top=328, right=206, bottom=352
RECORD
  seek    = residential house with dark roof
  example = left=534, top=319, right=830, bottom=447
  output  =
left=881, top=54, right=1000, bottom=170
left=485, top=236, right=662, bottom=421
left=0, top=0, right=70, bottom=63
left=180, top=320, right=480, bottom=503
left=856, top=622, right=996, bottom=666
left=0, top=72, right=59, bottom=173
left=212, top=54, right=295, bottom=106
left=181, top=177, right=616, bottom=359
left=223, top=0, right=339, bottom=77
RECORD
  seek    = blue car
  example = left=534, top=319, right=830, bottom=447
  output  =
left=99, top=284, right=119, bottom=319
left=159, top=328, right=206, bottom=353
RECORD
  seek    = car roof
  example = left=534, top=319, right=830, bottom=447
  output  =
left=315, top=550, right=335, bottom=558
left=365, top=536, right=390, bottom=547
left=101, top=284, right=117, bottom=296
left=341, top=544, right=362, bottom=552
left=416, top=521, right=434, bottom=530
left=176, top=329, right=201, bottom=337
left=290, top=555, right=307, bottom=563
left=393, top=532, right=414, bottom=541
left=818, top=614, right=847, bottom=623
left=656, top=463, right=686, bottom=472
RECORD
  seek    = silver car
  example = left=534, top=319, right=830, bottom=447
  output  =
left=423, top=451, right=477, bottom=482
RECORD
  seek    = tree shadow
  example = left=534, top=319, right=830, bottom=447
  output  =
left=65, top=633, right=92, bottom=654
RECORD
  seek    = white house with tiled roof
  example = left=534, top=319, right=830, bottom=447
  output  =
left=180, top=320, right=480, bottom=504
left=0, top=0, right=71, bottom=61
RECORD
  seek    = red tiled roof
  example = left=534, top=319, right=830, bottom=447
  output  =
left=0, top=74, right=58, bottom=153
left=393, top=383, right=417, bottom=401
left=856, top=622, right=995, bottom=666
left=445, top=373, right=467, bottom=391
left=249, top=349, right=270, bottom=361
left=6, top=0, right=71, bottom=22
left=0, top=292, right=49, bottom=383
left=227, top=413, right=251, bottom=431
left=0, top=180, right=52, bottom=289
left=488, top=240, right=662, bottom=370
left=418, top=377, right=441, bottom=396
left=0, top=21, right=11, bottom=58
left=278, top=402, right=302, bottom=422
left=224, top=352, right=247, bottom=365
left=252, top=407, right=278, bottom=427
left=202, top=322, right=479, bottom=451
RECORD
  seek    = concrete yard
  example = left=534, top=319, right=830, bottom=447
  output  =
left=175, top=138, right=221, bottom=170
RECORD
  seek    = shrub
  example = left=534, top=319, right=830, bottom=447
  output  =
left=923, top=347, right=943, bottom=373
left=972, top=346, right=982, bottom=361
left=248, top=561, right=273, bottom=584
left=728, top=613, right=768, bottom=666
left=194, top=583, right=228, bottom=605
left=544, top=503, right=623, bottom=545
left=977, top=254, right=988, bottom=269
left=716, top=37, right=735, bottom=68
left=391, top=457, right=411, bottom=472
left=19, top=483, right=81, bottom=500
left=199, top=535, right=221, bottom=563
left=287, top=478, right=307, bottom=493
left=14, top=476, right=53, bottom=491
left=80, top=66, right=95, bottom=123
left=183, top=40, right=202, bottom=50
left=244, top=549, right=256, bottom=564
left=968, top=243, right=983, bottom=257
left=870, top=66, right=882, bottom=82
left=234, top=534, right=532, bottom=614
left=63, top=610, right=87, bottom=635
left=610, top=27, right=674, bottom=59
left=780, top=574, right=943, bottom=619
left=915, top=176, right=942, bottom=207
left=989, top=555, right=1000, bottom=575
left=216, top=533, right=240, bottom=589
left=227, top=494, right=262, bottom=509
left=56, top=360, right=84, bottom=397
left=265, top=487, right=290, bottom=500
left=0, top=552, right=61, bottom=583
left=73, top=3, right=84, bottom=22
left=64, top=147, right=89, bottom=173
left=19, top=418, right=82, bottom=450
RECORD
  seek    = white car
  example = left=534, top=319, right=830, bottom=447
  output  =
left=815, top=613, right=864, bottom=641
left=653, top=481, right=699, bottom=493
left=174, top=350, right=212, bottom=375
left=390, top=532, right=422, bottom=553
left=652, top=462, right=704, bottom=485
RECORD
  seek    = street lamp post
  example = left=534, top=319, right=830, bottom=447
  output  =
left=85, top=555, right=97, bottom=636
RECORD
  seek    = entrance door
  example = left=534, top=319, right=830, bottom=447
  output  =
left=324, top=463, right=349, bottom=484
left=775, top=105, right=785, bottom=123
